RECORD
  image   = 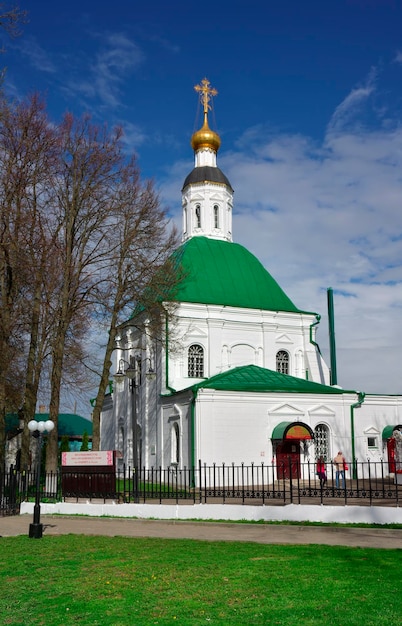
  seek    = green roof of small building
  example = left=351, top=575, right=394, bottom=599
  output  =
left=168, top=237, right=311, bottom=313
left=57, top=413, right=93, bottom=437
left=5, top=413, right=92, bottom=437
left=189, top=364, right=352, bottom=395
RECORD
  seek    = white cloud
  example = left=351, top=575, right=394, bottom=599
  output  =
left=13, top=30, right=145, bottom=113
left=63, top=32, right=144, bottom=109
left=90, top=33, right=144, bottom=107
left=120, top=120, right=147, bottom=154
left=15, top=36, right=57, bottom=73
left=327, top=66, right=377, bottom=135
left=394, top=50, right=402, bottom=64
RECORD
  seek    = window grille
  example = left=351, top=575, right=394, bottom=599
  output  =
left=276, top=350, right=289, bottom=374
left=214, top=204, right=219, bottom=228
left=195, top=204, right=201, bottom=228
left=188, top=344, right=204, bottom=377
left=314, top=424, right=330, bottom=462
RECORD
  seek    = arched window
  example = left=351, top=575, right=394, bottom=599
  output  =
left=276, top=350, right=289, bottom=374
left=315, top=424, right=330, bottom=462
left=188, top=344, right=204, bottom=377
left=195, top=204, right=201, bottom=228
left=171, top=423, right=180, bottom=465
left=213, top=204, right=219, bottom=228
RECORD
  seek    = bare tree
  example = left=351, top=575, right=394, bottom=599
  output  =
left=0, top=93, right=55, bottom=466
left=0, top=2, right=27, bottom=41
left=45, top=114, right=132, bottom=471
left=89, top=162, right=179, bottom=449
left=0, top=93, right=180, bottom=470
left=0, top=2, right=27, bottom=84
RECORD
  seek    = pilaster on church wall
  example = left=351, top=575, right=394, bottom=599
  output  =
left=100, top=395, right=114, bottom=453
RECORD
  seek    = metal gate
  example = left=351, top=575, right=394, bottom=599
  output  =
left=0, top=467, right=23, bottom=516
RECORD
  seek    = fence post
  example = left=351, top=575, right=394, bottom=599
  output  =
left=261, top=462, right=265, bottom=505
left=222, top=463, right=225, bottom=504
left=288, top=456, right=293, bottom=504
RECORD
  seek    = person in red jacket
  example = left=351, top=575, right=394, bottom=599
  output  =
left=316, top=456, right=327, bottom=487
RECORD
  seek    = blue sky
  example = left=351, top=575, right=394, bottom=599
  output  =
left=5, top=0, right=402, bottom=411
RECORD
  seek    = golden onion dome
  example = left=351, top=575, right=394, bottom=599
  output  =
left=191, top=113, right=221, bottom=153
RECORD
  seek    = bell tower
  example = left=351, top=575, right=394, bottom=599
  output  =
left=182, top=78, right=234, bottom=242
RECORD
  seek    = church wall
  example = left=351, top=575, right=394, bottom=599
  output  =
left=166, top=302, right=329, bottom=391
left=352, top=395, right=402, bottom=469
left=193, top=389, right=355, bottom=469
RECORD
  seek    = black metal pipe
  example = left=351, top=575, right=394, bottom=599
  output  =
left=29, top=433, right=43, bottom=539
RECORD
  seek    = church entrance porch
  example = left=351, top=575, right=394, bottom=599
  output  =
left=382, top=425, right=402, bottom=476
left=272, top=421, right=314, bottom=480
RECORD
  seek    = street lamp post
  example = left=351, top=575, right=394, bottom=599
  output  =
left=27, top=419, right=55, bottom=539
left=114, top=358, right=139, bottom=501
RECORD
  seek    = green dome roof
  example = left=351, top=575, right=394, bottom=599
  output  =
left=170, top=237, right=303, bottom=312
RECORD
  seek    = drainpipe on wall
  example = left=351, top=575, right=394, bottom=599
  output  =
left=309, top=314, right=322, bottom=352
left=350, top=391, right=365, bottom=479
left=327, top=287, right=338, bottom=386
left=190, top=390, right=197, bottom=479
left=308, top=314, right=322, bottom=380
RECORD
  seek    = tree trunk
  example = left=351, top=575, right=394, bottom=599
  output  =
left=91, top=313, right=120, bottom=450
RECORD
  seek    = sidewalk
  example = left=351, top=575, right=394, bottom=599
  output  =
left=1, top=514, right=402, bottom=548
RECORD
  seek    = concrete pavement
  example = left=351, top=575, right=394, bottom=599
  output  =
left=1, top=514, right=402, bottom=548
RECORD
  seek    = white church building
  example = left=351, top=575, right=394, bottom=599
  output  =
left=101, top=79, right=402, bottom=480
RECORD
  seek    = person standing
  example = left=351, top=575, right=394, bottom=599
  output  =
left=334, top=451, right=346, bottom=488
left=316, top=456, right=327, bottom=487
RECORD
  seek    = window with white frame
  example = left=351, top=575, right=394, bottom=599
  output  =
left=367, top=436, right=378, bottom=449
left=188, top=344, right=204, bottom=377
left=276, top=350, right=289, bottom=374
left=314, top=424, right=330, bottom=462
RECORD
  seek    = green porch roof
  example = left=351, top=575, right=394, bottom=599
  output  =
left=168, top=237, right=312, bottom=313
left=271, top=421, right=315, bottom=440
left=382, top=424, right=402, bottom=439
left=189, top=364, right=353, bottom=395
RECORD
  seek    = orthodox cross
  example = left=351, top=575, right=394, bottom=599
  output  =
left=194, top=78, right=218, bottom=113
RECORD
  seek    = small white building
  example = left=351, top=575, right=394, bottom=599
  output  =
left=101, top=79, right=402, bottom=478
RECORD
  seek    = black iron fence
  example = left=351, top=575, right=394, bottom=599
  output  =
left=0, top=467, right=26, bottom=516
left=2, top=459, right=402, bottom=512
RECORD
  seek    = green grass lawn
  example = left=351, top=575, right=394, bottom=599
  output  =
left=1, top=535, right=401, bottom=625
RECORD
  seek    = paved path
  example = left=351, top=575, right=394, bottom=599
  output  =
left=1, top=514, right=402, bottom=548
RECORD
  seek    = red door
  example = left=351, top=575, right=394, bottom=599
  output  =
left=387, top=437, right=396, bottom=474
left=276, top=441, right=300, bottom=479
